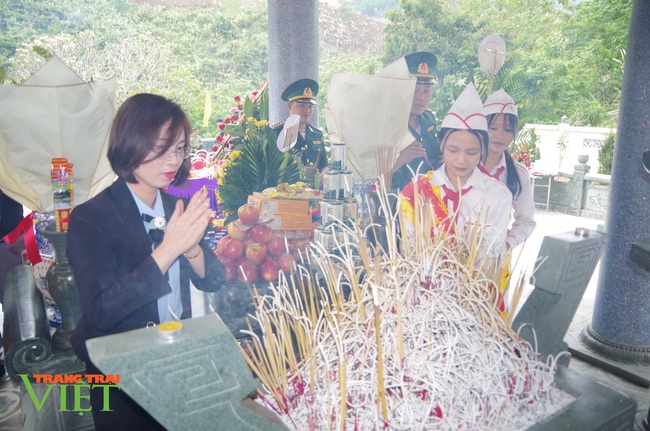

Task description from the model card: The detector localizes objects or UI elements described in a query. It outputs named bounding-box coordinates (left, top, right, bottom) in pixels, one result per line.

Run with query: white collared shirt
left=128, top=186, right=183, bottom=323
left=483, top=154, right=537, bottom=249
left=430, top=166, right=513, bottom=256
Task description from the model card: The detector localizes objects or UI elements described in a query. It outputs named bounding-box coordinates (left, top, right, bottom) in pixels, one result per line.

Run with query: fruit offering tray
left=255, top=182, right=323, bottom=200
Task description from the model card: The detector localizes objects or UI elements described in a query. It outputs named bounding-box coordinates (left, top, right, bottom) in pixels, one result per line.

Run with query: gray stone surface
left=2, top=265, right=52, bottom=379
left=512, top=229, right=606, bottom=363
left=86, top=314, right=288, bottom=431
left=268, top=0, right=319, bottom=126
left=591, top=0, right=650, bottom=353
left=527, top=366, right=637, bottom=431
left=21, top=382, right=94, bottom=431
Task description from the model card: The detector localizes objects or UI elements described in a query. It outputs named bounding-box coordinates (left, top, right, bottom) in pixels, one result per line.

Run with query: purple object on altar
left=167, top=178, right=220, bottom=215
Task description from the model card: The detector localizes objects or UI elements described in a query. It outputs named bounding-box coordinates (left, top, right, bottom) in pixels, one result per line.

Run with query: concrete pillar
left=580, top=0, right=650, bottom=367
left=268, top=0, right=319, bottom=126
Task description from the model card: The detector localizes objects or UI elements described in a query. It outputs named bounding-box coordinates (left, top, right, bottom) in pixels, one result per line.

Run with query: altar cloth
left=167, top=178, right=220, bottom=214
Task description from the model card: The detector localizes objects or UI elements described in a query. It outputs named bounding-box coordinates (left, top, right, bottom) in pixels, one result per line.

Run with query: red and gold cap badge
left=405, top=52, right=438, bottom=84
left=282, top=78, right=319, bottom=103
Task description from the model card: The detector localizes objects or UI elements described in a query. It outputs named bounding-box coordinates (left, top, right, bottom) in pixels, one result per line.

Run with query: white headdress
left=441, top=83, right=487, bottom=131
left=483, top=88, right=518, bottom=117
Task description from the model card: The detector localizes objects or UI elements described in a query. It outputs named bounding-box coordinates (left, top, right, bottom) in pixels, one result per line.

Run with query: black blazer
left=66, top=178, right=225, bottom=362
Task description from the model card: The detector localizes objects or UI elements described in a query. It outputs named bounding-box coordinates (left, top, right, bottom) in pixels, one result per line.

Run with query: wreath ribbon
left=2, top=211, right=42, bottom=265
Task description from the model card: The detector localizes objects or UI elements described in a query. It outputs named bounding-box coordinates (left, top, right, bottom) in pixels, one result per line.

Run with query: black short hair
left=107, top=93, right=191, bottom=186
left=438, top=128, right=489, bottom=161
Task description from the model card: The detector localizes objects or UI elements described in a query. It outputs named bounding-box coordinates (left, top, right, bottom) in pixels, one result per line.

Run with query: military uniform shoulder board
left=270, top=121, right=285, bottom=130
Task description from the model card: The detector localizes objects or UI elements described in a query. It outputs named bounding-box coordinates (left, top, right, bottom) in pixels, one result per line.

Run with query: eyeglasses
left=152, top=146, right=192, bottom=161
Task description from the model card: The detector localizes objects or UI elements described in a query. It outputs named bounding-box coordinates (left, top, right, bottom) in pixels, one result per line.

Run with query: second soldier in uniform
left=391, top=52, right=441, bottom=190
left=274, top=78, right=329, bottom=173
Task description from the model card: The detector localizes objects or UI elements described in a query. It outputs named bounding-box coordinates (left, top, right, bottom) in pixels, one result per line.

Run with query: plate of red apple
left=216, top=202, right=302, bottom=284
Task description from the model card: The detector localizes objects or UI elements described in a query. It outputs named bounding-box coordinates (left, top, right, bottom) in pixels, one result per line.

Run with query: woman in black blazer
left=67, top=93, right=226, bottom=430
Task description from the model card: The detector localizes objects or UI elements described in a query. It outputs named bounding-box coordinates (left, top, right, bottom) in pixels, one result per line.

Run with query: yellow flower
left=221, top=160, right=229, bottom=169
left=213, top=218, right=225, bottom=227
left=216, top=192, right=223, bottom=203
left=229, top=150, right=241, bottom=160
left=247, top=117, right=255, bottom=123
left=254, top=120, right=268, bottom=127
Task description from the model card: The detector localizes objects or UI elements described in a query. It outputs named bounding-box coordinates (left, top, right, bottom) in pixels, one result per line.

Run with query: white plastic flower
left=149, top=216, right=166, bottom=231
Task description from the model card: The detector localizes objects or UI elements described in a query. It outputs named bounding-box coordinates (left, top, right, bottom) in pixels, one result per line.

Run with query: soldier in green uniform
left=391, top=52, right=441, bottom=191
left=274, top=78, right=329, bottom=173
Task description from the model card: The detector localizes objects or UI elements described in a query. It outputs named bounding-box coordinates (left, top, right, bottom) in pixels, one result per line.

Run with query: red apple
left=260, top=258, right=281, bottom=282
left=227, top=221, right=248, bottom=241
left=244, top=237, right=255, bottom=249
left=237, top=260, right=259, bottom=283
left=222, top=238, right=244, bottom=260
left=248, top=223, right=272, bottom=243
left=267, top=234, right=288, bottom=256
left=238, top=203, right=260, bottom=226
left=221, top=259, right=237, bottom=281
left=245, top=242, right=268, bottom=265
left=216, top=236, right=231, bottom=255
left=277, top=252, right=296, bottom=275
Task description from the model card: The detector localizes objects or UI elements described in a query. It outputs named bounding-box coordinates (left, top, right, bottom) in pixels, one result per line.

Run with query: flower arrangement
left=511, top=129, right=541, bottom=170
left=215, top=83, right=303, bottom=222
left=513, top=148, right=535, bottom=169
left=212, top=96, right=244, bottom=152
left=212, top=82, right=268, bottom=154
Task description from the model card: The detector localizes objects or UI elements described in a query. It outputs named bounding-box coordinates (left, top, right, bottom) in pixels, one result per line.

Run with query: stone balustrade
left=531, top=155, right=609, bottom=220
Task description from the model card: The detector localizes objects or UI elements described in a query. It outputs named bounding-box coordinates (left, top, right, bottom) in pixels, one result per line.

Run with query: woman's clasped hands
left=152, top=188, right=211, bottom=275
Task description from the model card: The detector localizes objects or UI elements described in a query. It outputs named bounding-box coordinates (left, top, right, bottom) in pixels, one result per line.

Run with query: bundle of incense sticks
left=238, top=176, right=572, bottom=430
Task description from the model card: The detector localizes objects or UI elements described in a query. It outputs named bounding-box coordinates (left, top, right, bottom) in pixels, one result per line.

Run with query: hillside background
left=0, top=0, right=631, bottom=136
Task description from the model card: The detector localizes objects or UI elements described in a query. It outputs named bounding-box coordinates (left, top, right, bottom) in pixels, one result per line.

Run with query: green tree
left=1, top=0, right=269, bottom=134
left=598, top=132, right=615, bottom=175
left=381, top=0, right=631, bottom=127
left=1, top=0, right=632, bottom=133
left=0, top=0, right=134, bottom=64
left=6, top=31, right=202, bottom=111
left=383, top=0, right=487, bottom=117
left=561, top=0, right=630, bottom=127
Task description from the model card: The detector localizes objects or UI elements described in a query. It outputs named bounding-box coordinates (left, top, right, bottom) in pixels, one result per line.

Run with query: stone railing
left=525, top=123, right=615, bottom=174
left=531, top=155, right=609, bottom=220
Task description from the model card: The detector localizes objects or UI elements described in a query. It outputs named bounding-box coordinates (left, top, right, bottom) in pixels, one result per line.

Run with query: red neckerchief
left=441, top=184, right=472, bottom=214
left=478, top=164, right=505, bottom=180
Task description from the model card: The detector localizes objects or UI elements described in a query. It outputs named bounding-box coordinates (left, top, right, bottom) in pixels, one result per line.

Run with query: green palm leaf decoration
left=217, top=118, right=303, bottom=223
